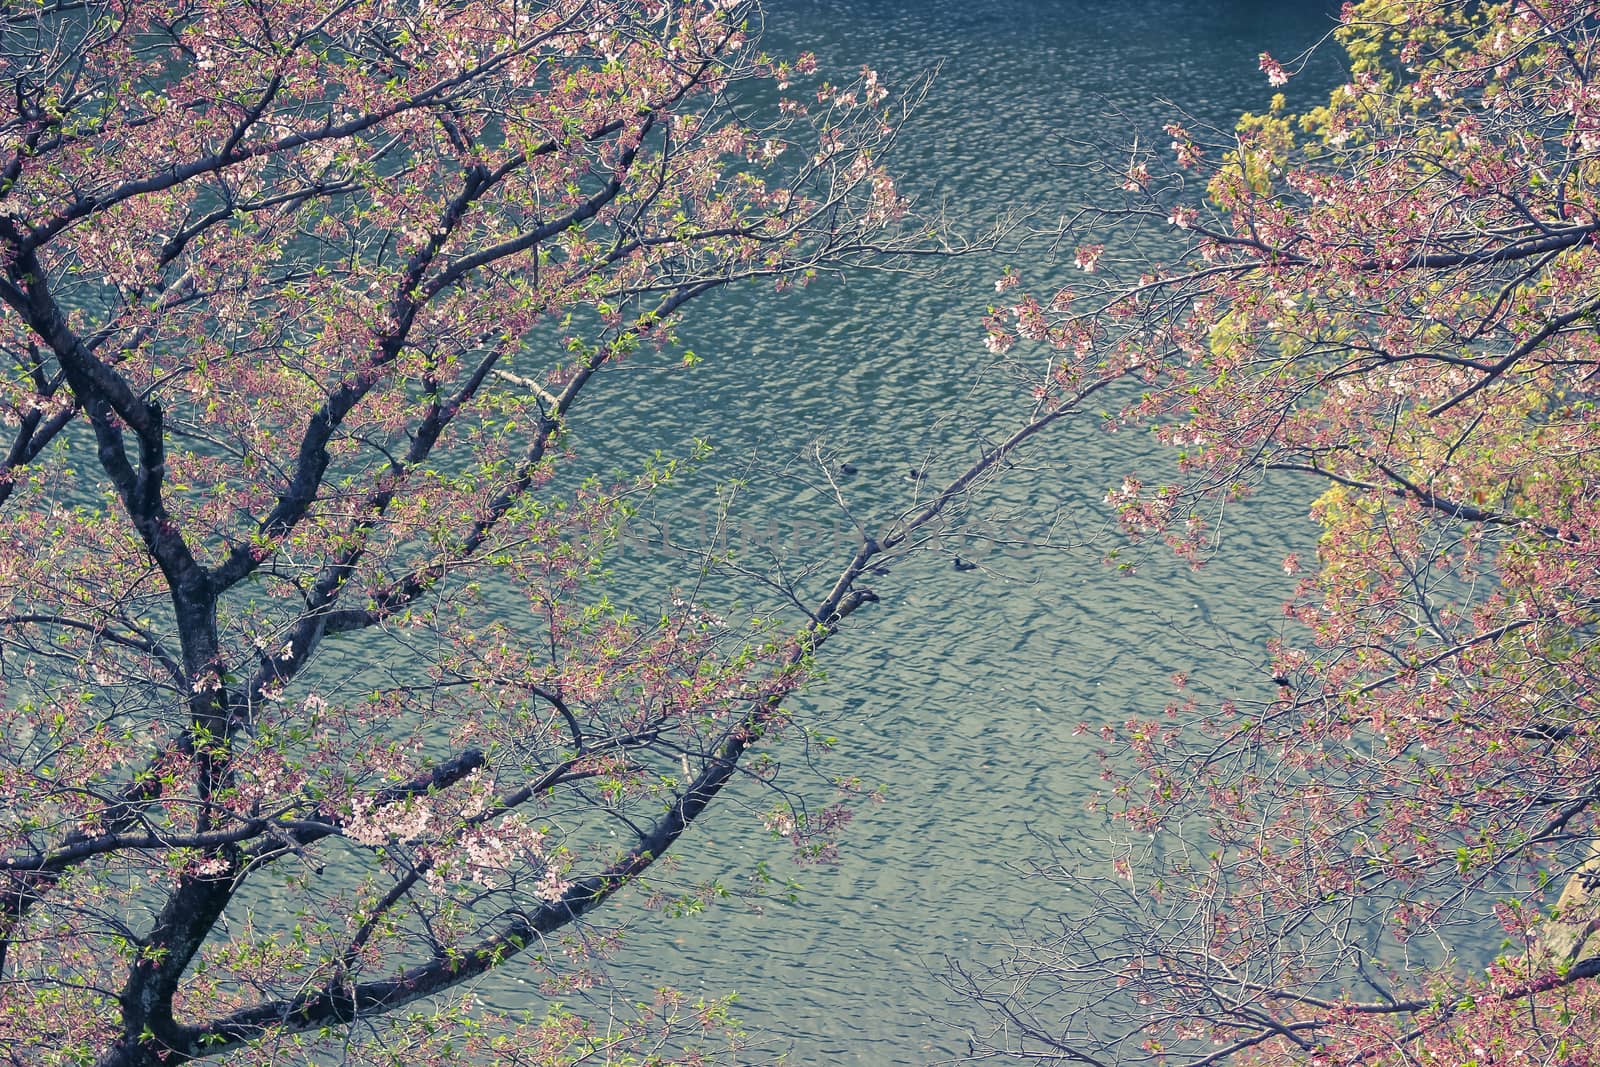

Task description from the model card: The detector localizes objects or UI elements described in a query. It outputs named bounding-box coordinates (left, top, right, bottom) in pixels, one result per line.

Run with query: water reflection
left=483, top=3, right=1341, bottom=1063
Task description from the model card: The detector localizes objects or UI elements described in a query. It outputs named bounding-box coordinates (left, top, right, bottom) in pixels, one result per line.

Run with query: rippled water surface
left=487, top=2, right=1343, bottom=1062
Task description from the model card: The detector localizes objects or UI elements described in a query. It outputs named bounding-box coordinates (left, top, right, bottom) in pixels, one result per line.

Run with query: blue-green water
left=486, top=2, right=1343, bottom=1062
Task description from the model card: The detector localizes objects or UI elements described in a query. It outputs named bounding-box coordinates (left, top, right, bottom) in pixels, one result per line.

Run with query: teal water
left=466, top=2, right=1349, bottom=1063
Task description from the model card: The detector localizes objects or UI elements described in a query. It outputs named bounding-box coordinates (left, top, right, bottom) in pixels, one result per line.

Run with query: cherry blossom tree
left=0, top=2, right=1040, bottom=1063
left=966, top=1, right=1600, bottom=1063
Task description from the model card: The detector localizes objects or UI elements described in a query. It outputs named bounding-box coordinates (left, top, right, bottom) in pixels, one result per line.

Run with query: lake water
left=483, top=2, right=1343, bottom=1062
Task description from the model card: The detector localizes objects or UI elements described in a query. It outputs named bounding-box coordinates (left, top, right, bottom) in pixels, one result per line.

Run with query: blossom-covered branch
left=968, top=1, right=1600, bottom=1063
